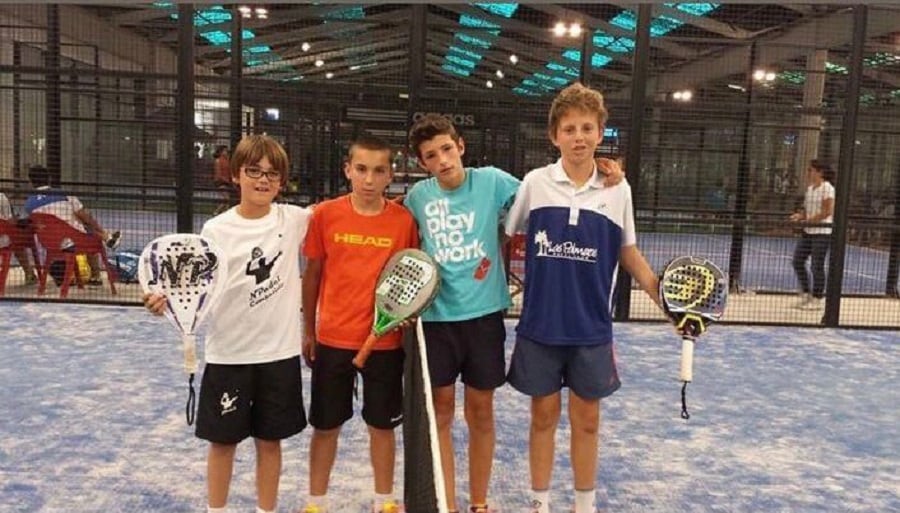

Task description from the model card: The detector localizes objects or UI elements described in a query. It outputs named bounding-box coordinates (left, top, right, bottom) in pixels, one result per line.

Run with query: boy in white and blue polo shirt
left=504, top=83, right=660, bottom=513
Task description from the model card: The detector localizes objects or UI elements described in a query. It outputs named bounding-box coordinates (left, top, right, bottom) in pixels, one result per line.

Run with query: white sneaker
left=801, top=297, right=824, bottom=310
left=792, top=293, right=812, bottom=309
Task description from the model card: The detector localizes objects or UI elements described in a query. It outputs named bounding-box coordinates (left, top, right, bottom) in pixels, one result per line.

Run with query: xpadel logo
left=533, top=230, right=598, bottom=263
left=220, top=391, right=239, bottom=416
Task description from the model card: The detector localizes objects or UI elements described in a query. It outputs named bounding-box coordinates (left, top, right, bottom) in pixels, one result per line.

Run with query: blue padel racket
left=139, top=234, right=228, bottom=425
left=352, top=249, right=440, bottom=369
left=659, top=256, right=728, bottom=419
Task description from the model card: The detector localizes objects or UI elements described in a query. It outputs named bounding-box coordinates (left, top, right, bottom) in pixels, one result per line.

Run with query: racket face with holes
left=660, top=255, right=727, bottom=322
left=371, top=249, right=440, bottom=336
left=138, top=234, right=228, bottom=336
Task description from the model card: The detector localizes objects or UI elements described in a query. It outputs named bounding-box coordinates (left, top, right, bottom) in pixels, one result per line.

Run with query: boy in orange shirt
left=301, top=135, right=419, bottom=513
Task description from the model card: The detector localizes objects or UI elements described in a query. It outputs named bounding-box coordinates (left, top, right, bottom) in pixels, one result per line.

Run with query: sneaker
left=469, top=505, right=495, bottom=513
left=105, top=230, right=121, bottom=250
left=86, top=277, right=103, bottom=286
left=527, top=498, right=545, bottom=513
left=24, top=273, right=37, bottom=285
left=792, top=293, right=812, bottom=309
left=801, top=297, right=824, bottom=310
left=373, top=499, right=402, bottom=513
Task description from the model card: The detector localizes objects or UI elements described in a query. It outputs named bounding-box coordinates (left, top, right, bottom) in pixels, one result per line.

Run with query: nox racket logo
left=148, top=251, right=218, bottom=287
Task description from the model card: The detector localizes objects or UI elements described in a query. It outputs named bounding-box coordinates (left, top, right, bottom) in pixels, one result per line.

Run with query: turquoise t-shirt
left=405, top=166, right=521, bottom=322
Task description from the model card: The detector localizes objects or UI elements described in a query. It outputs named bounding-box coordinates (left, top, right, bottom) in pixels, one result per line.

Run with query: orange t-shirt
left=303, top=195, right=419, bottom=350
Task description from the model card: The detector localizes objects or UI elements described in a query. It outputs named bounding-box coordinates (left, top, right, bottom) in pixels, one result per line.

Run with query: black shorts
left=309, top=344, right=404, bottom=430
left=195, top=356, right=307, bottom=444
left=422, top=310, right=506, bottom=390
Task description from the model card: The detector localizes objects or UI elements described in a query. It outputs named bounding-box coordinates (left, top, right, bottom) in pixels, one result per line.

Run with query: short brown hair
left=408, top=113, right=460, bottom=159
left=810, top=159, right=835, bottom=183
left=347, top=134, right=393, bottom=163
left=230, top=134, right=289, bottom=185
left=547, top=82, right=609, bottom=138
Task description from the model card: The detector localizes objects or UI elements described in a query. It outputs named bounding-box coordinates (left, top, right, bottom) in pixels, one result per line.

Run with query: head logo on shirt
left=534, top=230, right=598, bottom=263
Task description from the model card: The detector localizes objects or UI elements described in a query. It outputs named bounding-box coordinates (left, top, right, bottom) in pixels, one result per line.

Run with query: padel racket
left=352, top=248, right=440, bottom=368
left=139, top=234, right=228, bottom=425
left=659, top=256, right=727, bottom=419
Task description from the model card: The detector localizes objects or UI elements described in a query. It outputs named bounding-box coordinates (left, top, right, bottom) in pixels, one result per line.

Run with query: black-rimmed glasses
left=243, top=166, right=283, bottom=181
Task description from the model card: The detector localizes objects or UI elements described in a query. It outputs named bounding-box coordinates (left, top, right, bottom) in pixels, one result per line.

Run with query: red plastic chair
left=0, top=218, right=41, bottom=297
left=29, top=213, right=117, bottom=298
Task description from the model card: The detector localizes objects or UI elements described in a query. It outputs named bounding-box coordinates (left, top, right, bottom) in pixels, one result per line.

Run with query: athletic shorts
left=507, top=335, right=621, bottom=400
left=422, top=310, right=506, bottom=390
left=195, top=356, right=307, bottom=444
left=309, top=344, right=404, bottom=430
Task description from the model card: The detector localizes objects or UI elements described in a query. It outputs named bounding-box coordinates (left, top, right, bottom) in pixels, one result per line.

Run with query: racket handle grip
left=679, top=337, right=694, bottom=383
left=183, top=334, right=198, bottom=375
left=352, top=333, right=378, bottom=369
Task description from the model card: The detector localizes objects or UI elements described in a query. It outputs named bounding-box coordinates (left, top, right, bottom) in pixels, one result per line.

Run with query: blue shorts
left=507, top=335, right=621, bottom=400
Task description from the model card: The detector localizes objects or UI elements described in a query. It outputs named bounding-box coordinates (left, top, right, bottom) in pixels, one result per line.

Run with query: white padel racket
left=139, top=234, right=228, bottom=425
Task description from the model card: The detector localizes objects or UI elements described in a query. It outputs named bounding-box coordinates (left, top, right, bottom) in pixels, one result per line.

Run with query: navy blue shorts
left=507, top=335, right=621, bottom=400
left=309, top=344, right=404, bottom=430
left=195, top=356, right=307, bottom=444
left=422, top=310, right=506, bottom=390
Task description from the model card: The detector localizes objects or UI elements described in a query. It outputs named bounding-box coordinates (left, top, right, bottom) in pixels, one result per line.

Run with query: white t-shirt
left=0, top=192, right=12, bottom=220
left=803, top=181, right=835, bottom=235
left=25, top=186, right=87, bottom=233
left=200, top=203, right=311, bottom=364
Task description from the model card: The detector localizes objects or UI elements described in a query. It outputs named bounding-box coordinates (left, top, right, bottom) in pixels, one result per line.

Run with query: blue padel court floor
left=1, top=303, right=897, bottom=512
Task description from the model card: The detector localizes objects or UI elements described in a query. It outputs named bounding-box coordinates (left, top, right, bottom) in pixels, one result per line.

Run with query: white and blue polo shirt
left=504, top=159, right=636, bottom=346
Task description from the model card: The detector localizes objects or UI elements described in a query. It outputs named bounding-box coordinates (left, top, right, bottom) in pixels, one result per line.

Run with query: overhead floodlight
left=569, top=23, right=582, bottom=38
left=509, top=54, right=518, bottom=64
left=553, top=22, right=567, bottom=37
left=325, top=72, right=334, bottom=79
left=301, top=42, right=311, bottom=52
left=672, top=90, right=692, bottom=101
left=486, top=80, right=494, bottom=88
left=315, top=59, right=324, bottom=67
left=495, top=69, right=504, bottom=79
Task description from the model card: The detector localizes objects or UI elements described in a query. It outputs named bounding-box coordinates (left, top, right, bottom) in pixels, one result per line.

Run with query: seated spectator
left=24, top=165, right=120, bottom=286
left=0, top=191, right=38, bottom=284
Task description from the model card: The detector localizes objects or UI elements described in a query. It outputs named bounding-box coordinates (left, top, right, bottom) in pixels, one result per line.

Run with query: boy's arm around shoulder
left=619, top=244, right=660, bottom=306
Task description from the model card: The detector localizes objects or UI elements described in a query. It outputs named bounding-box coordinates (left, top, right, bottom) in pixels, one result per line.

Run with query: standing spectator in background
left=0, top=191, right=38, bottom=284
left=24, top=165, right=120, bottom=286
left=790, top=159, right=835, bottom=310
left=213, top=145, right=235, bottom=215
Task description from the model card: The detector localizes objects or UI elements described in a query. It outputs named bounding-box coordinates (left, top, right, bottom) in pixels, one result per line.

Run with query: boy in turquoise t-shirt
left=404, top=114, right=623, bottom=513
left=404, top=114, right=519, bottom=513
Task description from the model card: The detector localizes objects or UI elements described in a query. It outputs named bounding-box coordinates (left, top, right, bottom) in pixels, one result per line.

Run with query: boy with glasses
left=145, top=134, right=311, bottom=513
